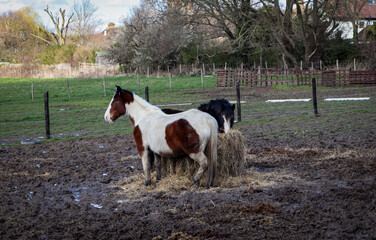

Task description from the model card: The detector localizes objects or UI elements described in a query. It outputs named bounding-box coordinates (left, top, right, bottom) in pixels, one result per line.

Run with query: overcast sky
left=0, top=0, right=141, bottom=32
left=1, top=0, right=288, bottom=32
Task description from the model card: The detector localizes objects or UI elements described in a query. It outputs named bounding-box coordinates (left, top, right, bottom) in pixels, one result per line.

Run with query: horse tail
left=205, top=118, right=218, bottom=188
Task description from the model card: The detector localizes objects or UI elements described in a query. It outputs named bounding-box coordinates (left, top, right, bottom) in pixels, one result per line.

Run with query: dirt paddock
left=1, top=123, right=375, bottom=239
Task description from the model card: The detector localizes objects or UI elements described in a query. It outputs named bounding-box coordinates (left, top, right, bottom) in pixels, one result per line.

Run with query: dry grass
left=117, top=130, right=248, bottom=191
left=159, top=129, right=247, bottom=186
left=117, top=146, right=366, bottom=193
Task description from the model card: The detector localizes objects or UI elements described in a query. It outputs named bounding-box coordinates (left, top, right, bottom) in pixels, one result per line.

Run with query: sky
left=1, top=0, right=288, bottom=32
left=0, top=0, right=141, bottom=32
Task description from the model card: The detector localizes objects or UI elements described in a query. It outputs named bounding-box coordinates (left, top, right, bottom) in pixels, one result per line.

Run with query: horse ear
left=232, top=104, right=235, bottom=111
left=198, top=103, right=209, bottom=112
left=115, top=85, right=122, bottom=95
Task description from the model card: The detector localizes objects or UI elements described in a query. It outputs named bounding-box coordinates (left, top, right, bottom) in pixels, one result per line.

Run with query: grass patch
left=1, top=76, right=375, bottom=146
left=0, top=75, right=217, bottom=142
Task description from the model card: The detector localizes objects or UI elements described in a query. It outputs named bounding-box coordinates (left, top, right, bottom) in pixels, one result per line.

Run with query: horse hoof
left=145, top=180, right=151, bottom=186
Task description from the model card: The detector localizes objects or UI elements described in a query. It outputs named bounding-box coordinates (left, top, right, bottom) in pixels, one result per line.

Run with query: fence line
left=1, top=85, right=375, bottom=144
left=0, top=63, right=119, bottom=79
left=217, top=69, right=376, bottom=87
left=1, top=58, right=366, bottom=79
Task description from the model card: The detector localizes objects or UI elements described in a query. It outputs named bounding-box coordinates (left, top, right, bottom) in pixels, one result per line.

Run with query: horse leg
left=142, top=150, right=152, bottom=186
left=189, top=151, right=208, bottom=188
left=154, top=153, right=161, bottom=181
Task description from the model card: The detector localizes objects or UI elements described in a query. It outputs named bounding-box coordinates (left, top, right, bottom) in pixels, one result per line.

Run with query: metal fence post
left=44, top=92, right=50, bottom=139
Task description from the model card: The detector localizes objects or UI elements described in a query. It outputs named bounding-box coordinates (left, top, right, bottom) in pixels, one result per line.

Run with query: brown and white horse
left=104, top=86, right=218, bottom=188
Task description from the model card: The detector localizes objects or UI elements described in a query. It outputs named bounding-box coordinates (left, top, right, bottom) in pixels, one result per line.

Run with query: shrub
left=36, top=44, right=77, bottom=65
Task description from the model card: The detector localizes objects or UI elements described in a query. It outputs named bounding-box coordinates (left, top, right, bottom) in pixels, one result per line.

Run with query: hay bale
left=158, top=129, right=246, bottom=186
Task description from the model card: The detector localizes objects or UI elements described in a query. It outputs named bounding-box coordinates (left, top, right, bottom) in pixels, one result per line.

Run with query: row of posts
left=32, top=73, right=205, bottom=100
left=42, top=78, right=318, bottom=139
left=131, top=59, right=357, bottom=76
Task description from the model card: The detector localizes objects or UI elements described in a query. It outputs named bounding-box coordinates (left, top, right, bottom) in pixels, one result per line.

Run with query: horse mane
left=198, top=98, right=231, bottom=113
left=132, top=93, right=161, bottom=112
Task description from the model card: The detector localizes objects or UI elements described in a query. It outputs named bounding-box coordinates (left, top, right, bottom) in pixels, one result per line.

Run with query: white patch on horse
left=223, top=115, right=231, bottom=133
left=104, top=98, right=114, bottom=123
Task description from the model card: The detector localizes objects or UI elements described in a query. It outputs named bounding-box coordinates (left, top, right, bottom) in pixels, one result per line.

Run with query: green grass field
left=1, top=75, right=375, bottom=146
left=0, top=75, right=217, bottom=143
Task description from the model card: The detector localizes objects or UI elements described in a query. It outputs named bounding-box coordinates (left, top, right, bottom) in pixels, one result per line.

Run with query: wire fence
left=0, top=58, right=367, bottom=79
left=1, top=81, right=375, bottom=145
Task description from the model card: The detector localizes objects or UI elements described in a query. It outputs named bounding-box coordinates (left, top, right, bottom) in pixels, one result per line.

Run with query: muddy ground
left=1, top=88, right=376, bottom=239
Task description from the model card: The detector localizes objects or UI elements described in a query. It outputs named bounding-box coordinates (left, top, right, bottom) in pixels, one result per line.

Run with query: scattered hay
left=158, top=129, right=246, bottom=186
left=118, top=173, right=193, bottom=193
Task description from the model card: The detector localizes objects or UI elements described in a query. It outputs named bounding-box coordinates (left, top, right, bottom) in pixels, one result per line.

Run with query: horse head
left=221, top=101, right=235, bottom=133
left=198, top=99, right=235, bottom=133
left=104, top=86, right=134, bottom=123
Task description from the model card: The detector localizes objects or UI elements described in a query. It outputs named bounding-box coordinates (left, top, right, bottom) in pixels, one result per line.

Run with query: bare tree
left=107, top=0, right=195, bottom=69
left=259, top=0, right=341, bottom=67
left=40, top=5, right=74, bottom=46
left=338, top=0, right=368, bottom=44
left=71, top=0, right=102, bottom=45
left=191, top=0, right=260, bottom=65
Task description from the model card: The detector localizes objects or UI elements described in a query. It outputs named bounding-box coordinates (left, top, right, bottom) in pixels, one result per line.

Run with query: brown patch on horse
left=129, top=116, right=135, bottom=126
left=164, top=119, right=200, bottom=157
left=121, top=89, right=134, bottom=104
left=133, top=125, right=144, bottom=156
left=110, top=89, right=134, bottom=121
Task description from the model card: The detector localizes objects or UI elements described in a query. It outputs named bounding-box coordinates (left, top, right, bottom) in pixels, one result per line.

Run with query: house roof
left=336, top=1, right=376, bottom=20
left=359, top=2, right=376, bottom=19
left=104, top=22, right=117, bottom=32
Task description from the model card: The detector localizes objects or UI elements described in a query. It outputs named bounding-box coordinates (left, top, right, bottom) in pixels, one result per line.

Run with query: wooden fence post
left=169, top=73, right=172, bottom=90
left=201, top=70, right=204, bottom=89
left=312, top=78, right=318, bottom=117
left=66, top=79, right=71, bottom=98
left=145, top=86, right=149, bottom=102
left=44, top=92, right=50, bottom=139
left=354, top=58, right=356, bottom=71
left=236, top=81, right=241, bottom=122
left=103, top=77, right=106, bottom=96
left=31, top=82, right=34, bottom=101
left=137, top=74, right=140, bottom=93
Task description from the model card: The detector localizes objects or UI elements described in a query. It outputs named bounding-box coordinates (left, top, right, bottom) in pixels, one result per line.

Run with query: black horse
left=162, top=99, right=235, bottom=133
